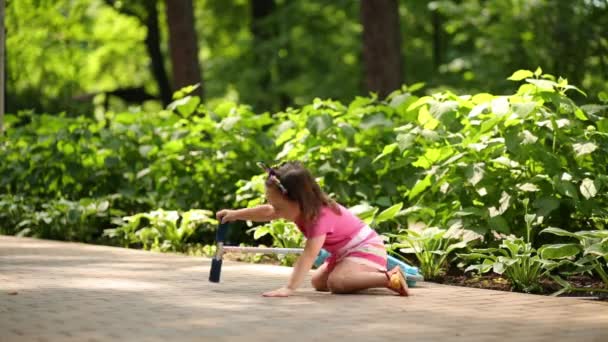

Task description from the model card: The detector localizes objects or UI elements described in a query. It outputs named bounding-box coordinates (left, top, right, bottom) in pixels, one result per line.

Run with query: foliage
left=0, top=97, right=275, bottom=212
left=375, top=69, right=608, bottom=240
left=458, top=199, right=574, bottom=293
left=6, top=0, right=151, bottom=114
left=248, top=220, right=304, bottom=266
left=540, top=227, right=608, bottom=289
left=459, top=236, right=568, bottom=293
left=0, top=194, right=112, bottom=242
left=104, top=208, right=217, bottom=252
left=8, top=1, right=608, bottom=114
left=388, top=223, right=482, bottom=280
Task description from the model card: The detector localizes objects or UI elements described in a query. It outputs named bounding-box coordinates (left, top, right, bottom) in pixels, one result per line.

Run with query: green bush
left=2, top=70, right=608, bottom=295
left=374, top=69, right=608, bottom=241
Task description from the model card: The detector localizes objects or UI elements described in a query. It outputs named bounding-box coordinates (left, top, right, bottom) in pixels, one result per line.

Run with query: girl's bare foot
left=385, top=266, right=410, bottom=296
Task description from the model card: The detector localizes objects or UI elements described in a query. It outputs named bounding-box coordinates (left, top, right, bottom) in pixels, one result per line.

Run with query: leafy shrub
left=389, top=224, right=482, bottom=280
left=375, top=69, right=608, bottom=240
left=104, top=209, right=217, bottom=252
left=540, top=227, right=608, bottom=289
left=0, top=195, right=112, bottom=242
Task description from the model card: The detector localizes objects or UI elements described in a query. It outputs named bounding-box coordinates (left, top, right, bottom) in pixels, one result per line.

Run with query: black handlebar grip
left=208, top=223, right=229, bottom=283
left=208, top=258, right=223, bottom=283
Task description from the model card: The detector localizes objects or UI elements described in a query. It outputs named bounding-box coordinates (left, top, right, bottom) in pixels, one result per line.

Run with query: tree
left=250, top=0, right=277, bottom=111
left=143, top=0, right=172, bottom=106
left=360, top=0, right=403, bottom=98
left=105, top=0, right=172, bottom=106
left=0, top=0, right=4, bottom=135
left=165, top=0, right=204, bottom=98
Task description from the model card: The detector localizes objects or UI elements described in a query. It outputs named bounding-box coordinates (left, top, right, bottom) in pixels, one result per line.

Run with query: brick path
left=1, top=235, right=607, bottom=342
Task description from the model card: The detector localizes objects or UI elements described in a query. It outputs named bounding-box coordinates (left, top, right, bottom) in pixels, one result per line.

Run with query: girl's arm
left=286, top=234, right=326, bottom=291
left=218, top=204, right=279, bottom=223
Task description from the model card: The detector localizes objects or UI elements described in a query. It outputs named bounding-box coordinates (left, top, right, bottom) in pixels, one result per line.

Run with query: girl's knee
left=327, top=273, right=347, bottom=294
left=311, top=273, right=329, bottom=292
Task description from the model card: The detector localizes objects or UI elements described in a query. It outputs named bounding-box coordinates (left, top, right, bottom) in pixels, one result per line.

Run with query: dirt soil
left=434, top=271, right=608, bottom=301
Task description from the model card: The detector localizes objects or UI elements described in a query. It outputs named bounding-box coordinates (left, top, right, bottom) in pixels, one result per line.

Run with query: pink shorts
left=325, top=225, right=388, bottom=273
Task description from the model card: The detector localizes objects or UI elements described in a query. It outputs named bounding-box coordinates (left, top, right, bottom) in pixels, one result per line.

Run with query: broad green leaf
left=526, top=78, right=557, bottom=91
left=409, top=175, right=432, bottom=200
left=350, top=204, right=378, bottom=225
left=407, top=96, right=432, bottom=111
left=520, top=130, right=538, bottom=144
left=360, top=113, right=393, bottom=129
left=218, top=116, right=241, bottom=131
left=572, top=142, right=597, bottom=157
left=464, top=264, right=482, bottom=273
left=417, top=105, right=439, bottom=130
left=408, top=82, right=425, bottom=92
left=454, top=207, right=486, bottom=217
left=540, top=244, right=581, bottom=259
left=534, top=67, right=543, bottom=77
left=491, top=97, right=510, bottom=115
left=97, top=201, right=109, bottom=212
left=524, top=213, right=536, bottom=226
left=597, top=119, right=608, bottom=133
left=138, top=145, right=154, bottom=157
left=580, top=178, right=597, bottom=199
left=518, top=183, right=539, bottom=192
left=540, top=227, right=579, bottom=239
left=585, top=242, right=608, bottom=257
left=445, top=241, right=469, bottom=254
left=412, top=148, right=441, bottom=169
left=556, top=180, right=578, bottom=198
left=168, top=96, right=200, bottom=117
left=396, top=133, right=415, bottom=151
left=136, top=168, right=151, bottom=179
left=465, top=163, right=485, bottom=186
left=373, top=143, right=398, bottom=163
left=533, top=197, right=560, bottom=217
left=499, top=191, right=511, bottom=211
left=489, top=216, right=510, bottom=234
left=472, top=93, right=493, bottom=104
left=508, top=70, right=534, bottom=81
left=375, top=203, right=403, bottom=224
left=253, top=226, right=269, bottom=239
left=306, top=114, right=333, bottom=135
left=512, top=102, right=537, bottom=118
left=574, top=108, right=588, bottom=120
left=493, top=262, right=506, bottom=274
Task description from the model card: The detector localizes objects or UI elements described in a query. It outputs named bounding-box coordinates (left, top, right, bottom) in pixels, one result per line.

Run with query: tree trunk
left=104, top=0, right=171, bottom=106
left=360, top=0, right=403, bottom=98
left=250, top=0, right=276, bottom=111
left=165, top=0, right=204, bottom=98
left=145, top=1, right=172, bottom=106
left=432, top=8, right=443, bottom=72
left=0, top=0, right=4, bottom=136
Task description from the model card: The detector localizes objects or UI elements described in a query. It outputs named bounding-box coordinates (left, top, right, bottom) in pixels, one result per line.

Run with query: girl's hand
left=216, top=209, right=238, bottom=223
left=262, top=287, right=293, bottom=297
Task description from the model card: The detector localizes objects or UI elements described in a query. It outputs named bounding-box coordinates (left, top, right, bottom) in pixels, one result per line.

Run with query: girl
left=216, top=161, right=409, bottom=297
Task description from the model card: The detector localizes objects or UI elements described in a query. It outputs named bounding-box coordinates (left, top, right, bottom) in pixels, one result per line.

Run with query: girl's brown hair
left=271, top=161, right=340, bottom=226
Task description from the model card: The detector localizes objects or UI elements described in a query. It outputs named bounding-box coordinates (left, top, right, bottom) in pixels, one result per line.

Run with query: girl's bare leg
left=311, top=262, right=330, bottom=292
left=326, top=258, right=409, bottom=296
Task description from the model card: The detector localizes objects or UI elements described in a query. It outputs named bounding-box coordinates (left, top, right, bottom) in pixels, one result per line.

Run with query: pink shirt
left=295, top=204, right=366, bottom=254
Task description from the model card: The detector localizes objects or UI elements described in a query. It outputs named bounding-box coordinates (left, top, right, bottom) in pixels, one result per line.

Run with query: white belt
left=335, top=225, right=375, bottom=257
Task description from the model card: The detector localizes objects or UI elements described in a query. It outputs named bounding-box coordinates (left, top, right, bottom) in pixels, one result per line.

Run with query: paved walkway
left=1, top=235, right=607, bottom=342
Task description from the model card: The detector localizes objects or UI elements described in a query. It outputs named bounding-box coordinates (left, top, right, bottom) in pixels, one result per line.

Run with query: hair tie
left=257, top=162, right=288, bottom=194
